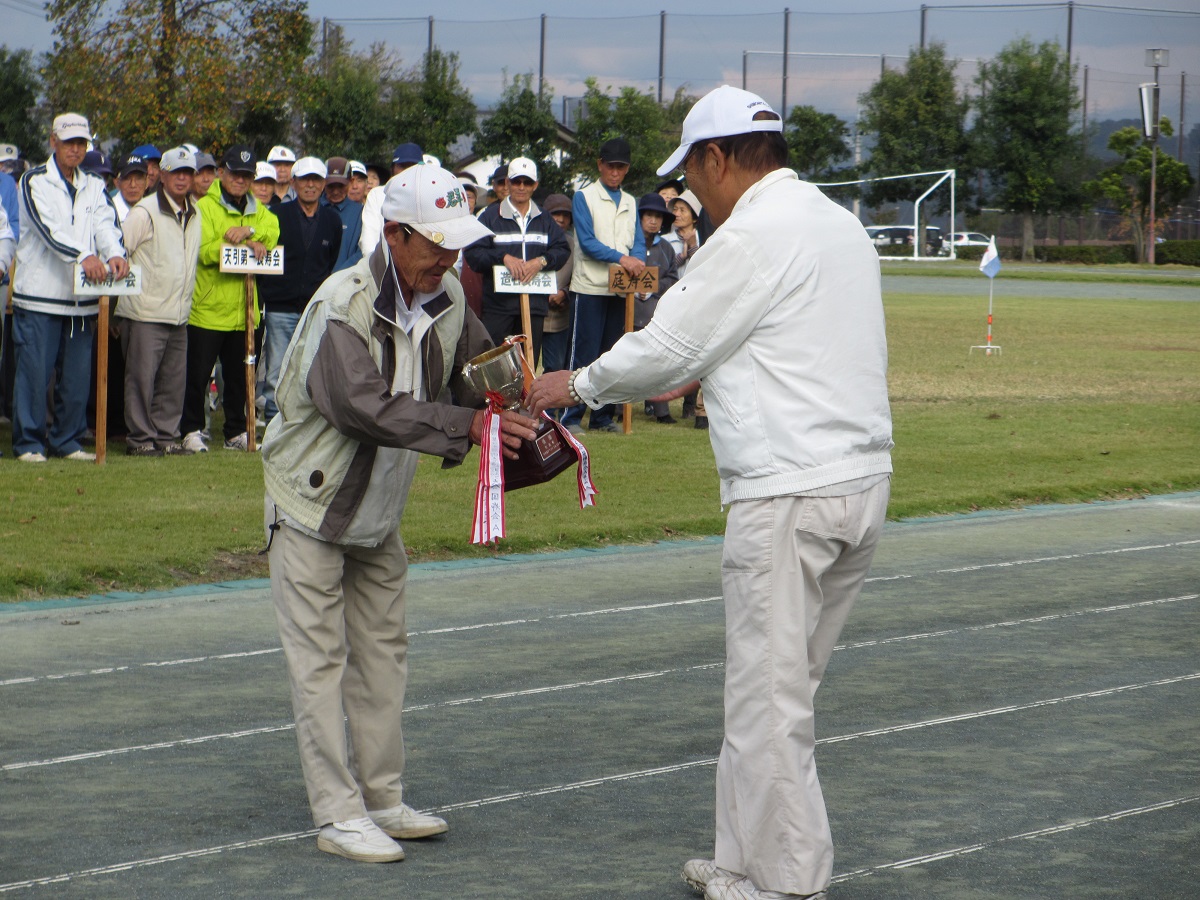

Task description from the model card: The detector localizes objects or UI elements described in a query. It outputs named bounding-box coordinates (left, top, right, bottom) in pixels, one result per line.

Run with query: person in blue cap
left=131, top=144, right=162, bottom=191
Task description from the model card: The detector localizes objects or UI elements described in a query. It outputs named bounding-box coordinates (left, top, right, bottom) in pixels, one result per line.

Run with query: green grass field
left=2, top=275, right=1197, bottom=601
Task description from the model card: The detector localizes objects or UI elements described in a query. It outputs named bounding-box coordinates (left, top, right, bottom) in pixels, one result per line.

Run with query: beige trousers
left=269, top=521, right=410, bottom=826
left=714, top=480, right=890, bottom=895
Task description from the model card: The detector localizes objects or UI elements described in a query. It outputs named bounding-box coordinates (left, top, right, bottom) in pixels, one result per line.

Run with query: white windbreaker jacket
left=575, top=168, right=893, bottom=504
left=13, top=155, right=126, bottom=316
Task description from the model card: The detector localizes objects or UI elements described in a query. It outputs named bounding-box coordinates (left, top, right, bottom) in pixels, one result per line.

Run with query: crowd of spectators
left=0, top=114, right=710, bottom=460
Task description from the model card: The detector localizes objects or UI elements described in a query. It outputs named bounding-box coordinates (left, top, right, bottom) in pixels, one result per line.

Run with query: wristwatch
left=538, top=256, right=548, bottom=268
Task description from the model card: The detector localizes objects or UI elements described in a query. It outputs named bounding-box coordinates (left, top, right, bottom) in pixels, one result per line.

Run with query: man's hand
left=503, top=254, right=545, bottom=284
left=618, top=255, right=646, bottom=278
left=107, top=256, right=130, bottom=279
left=246, top=241, right=267, bottom=262
left=80, top=254, right=107, bottom=283
left=469, top=408, right=540, bottom=459
left=224, top=226, right=254, bottom=244
left=525, top=370, right=575, bottom=418
left=548, top=289, right=567, bottom=309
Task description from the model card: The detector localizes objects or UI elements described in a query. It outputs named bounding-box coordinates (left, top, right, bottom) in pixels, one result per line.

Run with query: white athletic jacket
left=13, top=154, right=126, bottom=316
left=575, top=168, right=893, bottom=504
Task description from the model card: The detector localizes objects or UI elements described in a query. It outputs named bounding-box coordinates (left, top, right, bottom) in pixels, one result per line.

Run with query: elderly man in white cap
left=267, top=144, right=297, bottom=204
left=261, top=165, right=538, bottom=864
left=12, top=113, right=128, bottom=462
left=526, top=85, right=893, bottom=900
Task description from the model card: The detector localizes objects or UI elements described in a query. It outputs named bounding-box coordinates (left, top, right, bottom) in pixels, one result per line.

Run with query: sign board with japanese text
left=73, top=264, right=143, bottom=296
left=492, top=266, right=557, bottom=295
left=608, top=265, right=658, bottom=295
left=218, top=244, right=284, bottom=274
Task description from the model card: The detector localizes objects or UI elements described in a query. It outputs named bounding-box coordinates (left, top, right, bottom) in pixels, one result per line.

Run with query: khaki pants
left=714, top=481, right=890, bottom=895
left=269, top=520, right=410, bottom=826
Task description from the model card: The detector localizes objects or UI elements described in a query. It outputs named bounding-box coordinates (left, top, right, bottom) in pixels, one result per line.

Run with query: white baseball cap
left=349, top=160, right=367, bottom=177
left=507, top=157, right=538, bottom=182
left=267, top=145, right=296, bottom=163
left=159, top=147, right=197, bottom=172
left=0, top=143, right=18, bottom=162
left=656, top=85, right=783, bottom=177
left=292, top=156, right=327, bottom=179
left=254, top=161, right=277, bottom=182
left=421, top=153, right=440, bottom=168
left=380, top=164, right=493, bottom=250
left=52, top=113, right=93, bottom=143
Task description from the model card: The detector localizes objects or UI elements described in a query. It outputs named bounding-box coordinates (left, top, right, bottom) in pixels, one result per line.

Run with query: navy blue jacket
left=463, top=198, right=571, bottom=318
left=258, top=200, right=342, bottom=315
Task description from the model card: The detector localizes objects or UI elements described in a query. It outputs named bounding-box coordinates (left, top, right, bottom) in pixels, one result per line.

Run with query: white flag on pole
left=979, top=237, right=1001, bottom=279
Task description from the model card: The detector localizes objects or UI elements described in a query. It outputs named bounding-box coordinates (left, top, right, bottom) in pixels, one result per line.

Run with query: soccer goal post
left=813, top=169, right=957, bottom=261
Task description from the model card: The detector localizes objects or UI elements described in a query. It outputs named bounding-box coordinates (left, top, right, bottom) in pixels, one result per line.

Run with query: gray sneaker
left=162, top=441, right=195, bottom=456
left=316, top=817, right=405, bottom=863
left=223, top=432, right=256, bottom=452
left=705, top=875, right=826, bottom=899
left=182, top=431, right=208, bottom=454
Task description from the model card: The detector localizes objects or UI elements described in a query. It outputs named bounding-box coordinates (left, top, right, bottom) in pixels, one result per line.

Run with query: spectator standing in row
left=81, top=150, right=113, bottom=187
left=112, top=152, right=149, bottom=222
left=665, top=188, right=707, bottom=426
left=464, top=157, right=569, bottom=364
left=348, top=161, right=368, bottom=204
left=252, top=163, right=278, bottom=207
left=0, top=153, right=19, bottom=425
left=322, top=157, right=362, bottom=273
left=116, top=146, right=201, bottom=456
left=562, top=137, right=646, bottom=435
left=268, top=145, right=297, bottom=205
left=633, top=192, right=679, bottom=424
left=131, top=144, right=161, bottom=192
left=480, top=163, right=507, bottom=215
left=359, top=142, right=423, bottom=259
left=258, top=156, right=341, bottom=423
left=179, top=145, right=279, bottom=453
left=12, top=113, right=127, bottom=462
left=192, top=153, right=217, bottom=201
left=539, top=192, right=575, bottom=378
left=0, top=194, right=13, bottom=282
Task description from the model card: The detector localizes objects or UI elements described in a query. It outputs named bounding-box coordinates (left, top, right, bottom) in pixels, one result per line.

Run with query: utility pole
left=1145, top=49, right=1169, bottom=265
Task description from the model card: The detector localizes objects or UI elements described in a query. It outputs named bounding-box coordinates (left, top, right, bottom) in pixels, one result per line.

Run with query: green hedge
left=1038, top=244, right=1138, bottom=264
left=1155, top=240, right=1200, bottom=266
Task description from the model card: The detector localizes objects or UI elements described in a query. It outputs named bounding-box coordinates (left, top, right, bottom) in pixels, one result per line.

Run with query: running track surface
left=1, top=493, right=1197, bottom=898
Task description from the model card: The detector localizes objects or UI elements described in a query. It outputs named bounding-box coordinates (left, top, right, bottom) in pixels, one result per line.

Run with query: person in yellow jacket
left=180, top=144, right=279, bottom=453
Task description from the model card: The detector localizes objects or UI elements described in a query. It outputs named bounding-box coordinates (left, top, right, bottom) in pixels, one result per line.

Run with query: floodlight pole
left=1145, top=49, right=1169, bottom=265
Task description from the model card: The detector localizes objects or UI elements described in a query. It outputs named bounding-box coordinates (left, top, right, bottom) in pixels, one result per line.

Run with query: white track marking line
left=4, top=595, right=1196, bottom=771
left=4, top=538, right=1195, bottom=687
left=830, top=795, right=1200, bottom=882
left=3, top=776, right=1194, bottom=892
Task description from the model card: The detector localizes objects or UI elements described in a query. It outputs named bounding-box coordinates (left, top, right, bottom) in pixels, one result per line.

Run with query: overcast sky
left=5, top=1, right=1198, bottom=126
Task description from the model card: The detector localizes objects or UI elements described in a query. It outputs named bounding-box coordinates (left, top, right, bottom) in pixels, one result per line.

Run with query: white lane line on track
left=3, top=777, right=1195, bottom=892
left=4, top=537, right=1195, bottom=688
left=830, top=794, right=1200, bottom=882
left=4, top=595, right=1196, bottom=772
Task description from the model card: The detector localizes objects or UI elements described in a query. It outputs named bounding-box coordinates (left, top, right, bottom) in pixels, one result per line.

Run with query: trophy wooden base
left=503, top=417, right=577, bottom=491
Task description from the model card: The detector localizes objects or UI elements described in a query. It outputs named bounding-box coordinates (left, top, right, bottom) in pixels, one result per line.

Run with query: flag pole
left=970, top=236, right=1002, bottom=356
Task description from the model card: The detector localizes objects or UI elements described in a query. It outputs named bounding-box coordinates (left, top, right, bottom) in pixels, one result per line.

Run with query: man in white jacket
left=12, top=113, right=128, bottom=462
left=527, top=86, right=893, bottom=900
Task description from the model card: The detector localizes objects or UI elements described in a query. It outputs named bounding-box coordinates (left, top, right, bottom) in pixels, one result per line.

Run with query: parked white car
left=949, top=232, right=992, bottom=247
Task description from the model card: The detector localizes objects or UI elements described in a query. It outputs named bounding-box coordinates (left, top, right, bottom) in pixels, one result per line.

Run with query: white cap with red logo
left=380, top=165, right=493, bottom=250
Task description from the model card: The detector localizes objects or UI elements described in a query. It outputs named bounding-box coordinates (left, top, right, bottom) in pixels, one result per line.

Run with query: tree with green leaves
left=570, top=79, right=692, bottom=195
left=44, top=0, right=313, bottom=155
left=858, top=42, right=970, bottom=214
left=1086, top=123, right=1194, bottom=263
left=785, top=105, right=852, bottom=181
left=972, top=37, right=1085, bottom=260
left=474, top=73, right=569, bottom=195
left=0, top=47, right=43, bottom=159
left=389, top=49, right=476, bottom=163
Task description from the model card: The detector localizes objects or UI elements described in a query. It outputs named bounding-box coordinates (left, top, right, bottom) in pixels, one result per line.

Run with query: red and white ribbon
left=548, top=415, right=598, bottom=509
left=471, top=407, right=506, bottom=544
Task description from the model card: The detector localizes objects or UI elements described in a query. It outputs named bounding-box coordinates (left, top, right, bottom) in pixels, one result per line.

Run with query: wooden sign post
left=219, top=244, right=283, bottom=451
left=607, top=265, right=659, bottom=434
left=73, top=265, right=143, bottom=465
left=492, top=265, right=557, bottom=373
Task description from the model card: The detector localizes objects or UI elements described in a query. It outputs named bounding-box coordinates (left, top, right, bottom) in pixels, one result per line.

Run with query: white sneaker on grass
left=316, top=816, right=405, bottom=863
left=223, top=432, right=256, bottom=451
left=17, top=451, right=47, bottom=463
left=182, top=431, right=208, bottom=453
left=705, top=875, right=826, bottom=900
left=367, top=803, right=448, bottom=839
left=683, top=859, right=741, bottom=894
left=60, top=449, right=96, bottom=461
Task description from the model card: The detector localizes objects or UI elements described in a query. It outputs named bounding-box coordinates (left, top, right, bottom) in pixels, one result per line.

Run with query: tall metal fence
left=328, top=3, right=1200, bottom=150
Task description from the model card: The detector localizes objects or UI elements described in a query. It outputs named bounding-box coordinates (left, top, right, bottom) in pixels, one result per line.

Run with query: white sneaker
left=60, top=449, right=96, bottom=461
left=223, top=432, right=256, bottom=451
left=17, top=451, right=47, bottom=463
left=705, top=875, right=826, bottom=900
left=182, top=431, right=208, bottom=453
left=316, top=816, right=405, bottom=863
left=683, top=859, right=741, bottom=894
left=368, top=803, right=449, bottom=839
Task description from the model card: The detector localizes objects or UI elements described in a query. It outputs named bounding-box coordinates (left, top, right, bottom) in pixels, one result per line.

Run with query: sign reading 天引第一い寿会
left=218, top=243, right=284, bottom=274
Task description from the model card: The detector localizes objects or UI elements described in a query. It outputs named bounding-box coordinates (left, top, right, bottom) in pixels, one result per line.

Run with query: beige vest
left=570, top=180, right=637, bottom=296
left=116, top=191, right=200, bottom=325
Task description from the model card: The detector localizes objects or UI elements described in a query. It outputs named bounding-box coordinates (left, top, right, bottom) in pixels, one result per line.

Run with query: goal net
left=812, top=169, right=958, bottom=261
